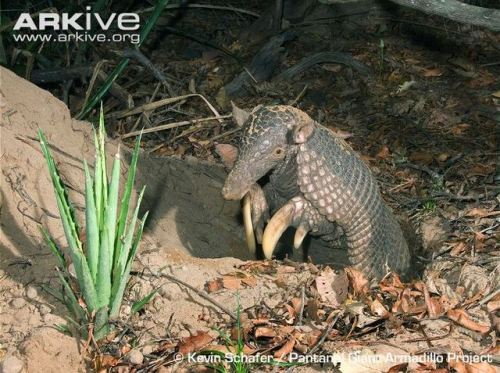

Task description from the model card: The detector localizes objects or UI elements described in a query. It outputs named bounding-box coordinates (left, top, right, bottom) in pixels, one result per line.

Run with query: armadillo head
left=222, top=105, right=315, bottom=200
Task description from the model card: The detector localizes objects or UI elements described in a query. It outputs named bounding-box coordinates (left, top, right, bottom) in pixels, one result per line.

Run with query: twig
left=400, top=162, right=442, bottom=182
left=297, top=286, right=305, bottom=326
left=417, top=320, right=433, bottom=348
left=431, top=191, right=488, bottom=201
left=288, top=84, right=308, bottom=106
left=275, top=51, right=370, bottom=81
left=139, top=4, right=260, bottom=18
left=372, top=17, right=462, bottom=35
left=479, top=288, right=500, bottom=306
left=30, top=66, right=92, bottom=84
left=309, top=311, right=342, bottom=354
left=131, top=82, right=161, bottom=133
left=133, top=271, right=237, bottom=320
left=206, top=127, right=242, bottom=142
left=122, top=114, right=231, bottom=139
left=163, top=26, right=240, bottom=63
left=121, top=48, right=175, bottom=96
left=107, top=93, right=222, bottom=120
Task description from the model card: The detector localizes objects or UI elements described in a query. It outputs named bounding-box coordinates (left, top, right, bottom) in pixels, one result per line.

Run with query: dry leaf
left=486, top=300, right=500, bottom=313
left=203, top=344, right=255, bottom=355
left=277, top=265, right=296, bottom=274
left=206, top=278, right=221, bottom=293
left=315, top=268, right=348, bottom=307
left=463, top=362, right=497, bottom=373
left=473, top=231, right=486, bottom=251
left=465, top=208, right=500, bottom=218
left=436, top=153, right=450, bottom=162
left=99, top=355, right=119, bottom=368
left=376, top=145, right=390, bottom=160
left=178, top=331, right=214, bottom=355
left=423, top=67, right=443, bottom=77
left=284, top=303, right=296, bottom=323
left=121, top=345, right=131, bottom=355
left=273, top=338, right=295, bottom=359
left=222, top=276, right=241, bottom=290
left=409, top=151, right=434, bottom=165
left=291, top=298, right=302, bottom=314
left=468, top=164, right=495, bottom=176
left=255, top=327, right=276, bottom=338
left=387, top=362, right=408, bottom=373
left=447, top=309, right=490, bottom=334
left=449, top=123, right=470, bottom=135
left=481, top=345, right=500, bottom=355
left=252, top=318, right=270, bottom=326
left=307, top=299, right=321, bottom=321
left=241, top=276, right=257, bottom=287
left=423, top=284, right=443, bottom=318
left=451, top=359, right=497, bottom=373
left=370, top=299, right=390, bottom=318
left=306, top=329, right=322, bottom=347
left=345, top=267, right=369, bottom=296
left=449, top=359, right=467, bottom=373
left=450, top=242, right=467, bottom=256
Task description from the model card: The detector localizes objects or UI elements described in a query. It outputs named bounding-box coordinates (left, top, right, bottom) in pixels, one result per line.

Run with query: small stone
left=1, top=355, right=24, bottom=373
left=25, top=286, right=38, bottom=300
left=141, top=345, right=154, bottom=355
left=158, top=284, right=183, bottom=301
left=38, top=304, right=51, bottom=316
left=11, top=298, right=26, bottom=309
left=127, top=349, right=144, bottom=365
left=120, top=305, right=131, bottom=317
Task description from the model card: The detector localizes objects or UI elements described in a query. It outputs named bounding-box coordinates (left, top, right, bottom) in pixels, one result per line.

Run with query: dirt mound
left=0, top=67, right=249, bottom=370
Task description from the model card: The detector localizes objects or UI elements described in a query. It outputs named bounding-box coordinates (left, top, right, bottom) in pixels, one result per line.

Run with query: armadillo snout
left=222, top=173, right=248, bottom=200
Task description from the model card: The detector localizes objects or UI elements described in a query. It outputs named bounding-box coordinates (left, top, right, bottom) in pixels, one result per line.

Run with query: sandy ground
left=0, top=43, right=498, bottom=371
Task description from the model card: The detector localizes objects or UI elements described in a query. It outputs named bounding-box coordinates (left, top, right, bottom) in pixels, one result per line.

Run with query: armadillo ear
left=231, top=102, right=251, bottom=127
left=215, top=143, right=238, bottom=170
left=292, top=120, right=315, bottom=144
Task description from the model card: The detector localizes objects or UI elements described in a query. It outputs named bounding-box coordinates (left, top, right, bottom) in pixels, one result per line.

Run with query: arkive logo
left=14, top=7, right=140, bottom=31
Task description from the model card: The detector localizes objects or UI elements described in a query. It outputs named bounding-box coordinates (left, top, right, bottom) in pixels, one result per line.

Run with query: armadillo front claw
left=262, top=196, right=339, bottom=259
left=242, top=184, right=269, bottom=253
left=294, top=224, right=309, bottom=250
left=242, top=194, right=257, bottom=254
left=262, top=203, right=295, bottom=259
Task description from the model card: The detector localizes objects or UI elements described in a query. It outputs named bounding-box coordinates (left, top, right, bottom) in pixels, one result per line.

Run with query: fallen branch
left=121, top=48, right=175, bottom=97
left=309, top=311, right=342, bottom=354
left=139, top=3, right=260, bottom=18
left=133, top=271, right=237, bottom=320
left=388, top=0, right=500, bottom=32
left=107, top=93, right=222, bottom=120
left=122, top=114, right=231, bottom=139
left=275, top=51, right=370, bottom=81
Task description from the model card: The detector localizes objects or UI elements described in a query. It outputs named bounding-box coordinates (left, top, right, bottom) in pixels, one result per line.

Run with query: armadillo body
left=222, top=105, right=411, bottom=281
left=296, top=126, right=410, bottom=279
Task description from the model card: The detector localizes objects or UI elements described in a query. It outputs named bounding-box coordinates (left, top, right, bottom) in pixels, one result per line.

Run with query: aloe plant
left=39, top=109, right=148, bottom=340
